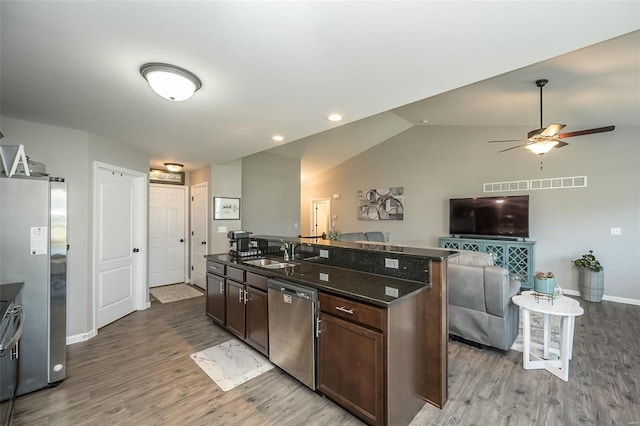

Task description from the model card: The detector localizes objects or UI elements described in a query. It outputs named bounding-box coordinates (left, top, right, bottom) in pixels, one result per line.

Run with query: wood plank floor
left=12, top=294, right=640, bottom=425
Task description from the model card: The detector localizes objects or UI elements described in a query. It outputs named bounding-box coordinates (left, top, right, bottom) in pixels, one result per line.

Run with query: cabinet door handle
left=316, top=318, right=322, bottom=337
left=243, top=289, right=249, bottom=304
left=219, top=281, right=224, bottom=294
left=238, top=289, right=243, bottom=303
left=335, top=306, right=354, bottom=315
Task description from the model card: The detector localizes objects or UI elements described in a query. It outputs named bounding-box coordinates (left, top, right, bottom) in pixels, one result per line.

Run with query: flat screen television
left=449, top=195, right=529, bottom=238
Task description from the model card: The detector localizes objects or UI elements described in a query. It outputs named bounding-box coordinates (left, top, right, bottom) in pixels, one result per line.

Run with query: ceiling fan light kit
left=140, top=63, right=202, bottom=101
left=489, top=78, right=615, bottom=163
left=525, top=140, right=558, bottom=155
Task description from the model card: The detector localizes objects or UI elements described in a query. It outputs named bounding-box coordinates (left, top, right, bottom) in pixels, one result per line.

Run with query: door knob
left=201, top=241, right=206, bottom=245
left=180, top=239, right=184, bottom=242
left=132, top=248, right=140, bottom=253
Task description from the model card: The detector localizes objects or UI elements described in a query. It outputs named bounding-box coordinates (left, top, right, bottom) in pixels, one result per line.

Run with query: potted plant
left=573, top=250, right=604, bottom=302
left=534, top=271, right=555, bottom=294
left=327, top=230, right=341, bottom=241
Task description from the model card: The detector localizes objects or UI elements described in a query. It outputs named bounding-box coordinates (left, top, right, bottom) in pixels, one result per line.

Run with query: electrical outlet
left=217, top=226, right=227, bottom=233
left=385, top=258, right=399, bottom=269
left=319, top=273, right=329, bottom=281
left=385, top=286, right=399, bottom=297
left=320, top=249, right=329, bottom=258
left=610, top=227, right=622, bottom=235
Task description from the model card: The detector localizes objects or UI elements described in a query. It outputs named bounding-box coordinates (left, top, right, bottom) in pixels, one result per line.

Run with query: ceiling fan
left=489, top=79, right=615, bottom=157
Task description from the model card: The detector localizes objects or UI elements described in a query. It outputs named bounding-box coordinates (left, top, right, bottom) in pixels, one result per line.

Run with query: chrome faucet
left=280, top=241, right=296, bottom=261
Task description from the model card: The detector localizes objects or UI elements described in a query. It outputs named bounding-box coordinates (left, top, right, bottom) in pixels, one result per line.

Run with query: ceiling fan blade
left=488, top=139, right=522, bottom=143
left=557, top=125, right=615, bottom=139
left=540, top=124, right=566, bottom=137
left=555, top=141, right=569, bottom=149
left=498, top=144, right=525, bottom=153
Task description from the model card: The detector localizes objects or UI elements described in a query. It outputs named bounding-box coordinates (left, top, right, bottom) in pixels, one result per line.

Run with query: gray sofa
left=448, top=251, right=521, bottom=351
left=337, top=231, right=386, bottom=243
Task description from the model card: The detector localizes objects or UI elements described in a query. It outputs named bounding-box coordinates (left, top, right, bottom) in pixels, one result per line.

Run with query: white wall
left=301, top=124, right=640, bottom=302
left=211, top=160, right=242, bottom=254
left=1, top=116, right=149, bottom=338
left=242, top=152, right=300, bottom=237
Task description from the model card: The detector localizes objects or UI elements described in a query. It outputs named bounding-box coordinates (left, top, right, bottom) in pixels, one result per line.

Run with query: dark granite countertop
left=254, top=235, right=458, bottom=260
left=206, top=253, right=429, bottom=307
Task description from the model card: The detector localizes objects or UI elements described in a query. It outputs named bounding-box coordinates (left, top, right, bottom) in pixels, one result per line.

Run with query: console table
left=439, top=237, right=535, bottom=289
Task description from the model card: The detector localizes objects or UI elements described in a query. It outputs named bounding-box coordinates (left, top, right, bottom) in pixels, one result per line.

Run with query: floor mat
left=149, top=283, right=203, bottom=304
left=190, top=339, right=274, bottom=391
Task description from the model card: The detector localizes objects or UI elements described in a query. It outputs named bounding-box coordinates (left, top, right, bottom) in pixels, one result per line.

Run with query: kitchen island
left=205, top=236, right=457, bottom=426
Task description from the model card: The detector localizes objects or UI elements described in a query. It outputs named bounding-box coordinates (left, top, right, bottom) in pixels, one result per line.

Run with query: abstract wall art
left=357, top=187, right=404, bottom=220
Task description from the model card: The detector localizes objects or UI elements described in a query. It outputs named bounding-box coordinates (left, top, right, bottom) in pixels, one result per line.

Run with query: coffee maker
left=227, top=230, right=253, bottom=256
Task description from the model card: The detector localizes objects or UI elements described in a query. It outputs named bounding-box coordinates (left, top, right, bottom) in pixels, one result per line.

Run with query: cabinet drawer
left=227, top=266, right=246, bottom=282
left=319, top=292, right=385, bottom=332
left=207, top=261, right=226, bottom=275
left=246, top=272, right=268, bottom=291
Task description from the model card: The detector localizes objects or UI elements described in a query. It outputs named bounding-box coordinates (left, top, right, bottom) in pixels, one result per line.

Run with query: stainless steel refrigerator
left=0, top=175, right=67, bottom=396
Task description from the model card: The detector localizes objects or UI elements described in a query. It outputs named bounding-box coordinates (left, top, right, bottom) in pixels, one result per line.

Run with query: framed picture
left=214, top=197, right=240, bottom=220
left=357, top=187, right=404, bottom=220
left=149, top=169, right=185, bottom=185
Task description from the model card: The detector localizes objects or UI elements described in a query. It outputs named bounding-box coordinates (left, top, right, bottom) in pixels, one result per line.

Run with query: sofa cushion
left=339, top=232, right=367, bottom=242
left=449, top=250, right=494, bottom=266
left=448, top=264, right=487, bottom=311
left=365, top=231, right=385, bottom=242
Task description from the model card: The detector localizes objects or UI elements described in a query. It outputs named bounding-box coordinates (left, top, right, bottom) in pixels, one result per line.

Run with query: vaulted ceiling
left=1, top=2, right=638, bottom=176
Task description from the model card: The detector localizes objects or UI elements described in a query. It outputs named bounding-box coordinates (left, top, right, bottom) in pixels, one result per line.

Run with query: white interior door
left=148, top=185, right=186, bottom=287
left=95, top=165, right=145, bottom=329
left=311, top=199, right=331, bottom=237
left=190, top=183, right=208, bottom=289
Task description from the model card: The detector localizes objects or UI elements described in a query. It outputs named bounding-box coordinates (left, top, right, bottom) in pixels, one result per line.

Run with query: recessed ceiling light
left=140, top=63, right=202, bottom=101
left=419, top=119, right=429, bottom=125
left=327, top=113, right=344, bottom=122
left=272, top=135, right=284, bottom=142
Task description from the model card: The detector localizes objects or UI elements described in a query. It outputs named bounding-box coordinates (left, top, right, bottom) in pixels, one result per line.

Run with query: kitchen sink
left=243, top=258, right=299, bottom=269
left=262, top=261, right=299, bottom=269
left=243, top=258, right=282, bottom=267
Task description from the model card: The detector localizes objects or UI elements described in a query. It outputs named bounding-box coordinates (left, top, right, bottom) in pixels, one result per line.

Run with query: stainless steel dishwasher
left=267, top=278, right=318, bottom=390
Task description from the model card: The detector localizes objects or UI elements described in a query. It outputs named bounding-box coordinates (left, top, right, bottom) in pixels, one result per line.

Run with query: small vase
left=534, top=277, right=555, bottom=294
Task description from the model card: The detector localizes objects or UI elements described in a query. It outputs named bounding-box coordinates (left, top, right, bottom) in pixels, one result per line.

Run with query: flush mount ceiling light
left=272, top=135, right=285, bottom=142
left=164, top=162, right=184, bottom=172
left=327, top=113, right=344, bottom=122
left=140, top=63, right=202, bottom=101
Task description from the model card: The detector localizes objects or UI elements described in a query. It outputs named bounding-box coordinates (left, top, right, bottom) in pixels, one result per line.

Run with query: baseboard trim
left=561, top=289, right=639, bottom=306
left=67, top=329, right=97, bottom=345
left=602, top=294, right=640, bottom=306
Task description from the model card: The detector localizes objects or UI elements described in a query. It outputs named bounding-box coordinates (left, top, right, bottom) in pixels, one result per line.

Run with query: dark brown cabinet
left=318, top=290, right=433, bottom=426
left=225, top=279, right=246, bottom=338
left=206, top=272, right=225, bottom=326
left=223, top=269, right=269, bottom=356
left=245, top=286, right=269, bottom=355
left=206, top=261, right=227, bottom=326
left=318, top=312, right=384, bottom=425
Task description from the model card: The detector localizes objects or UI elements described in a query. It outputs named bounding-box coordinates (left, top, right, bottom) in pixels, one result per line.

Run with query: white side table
left=512, top=291, right=584, bottom=381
